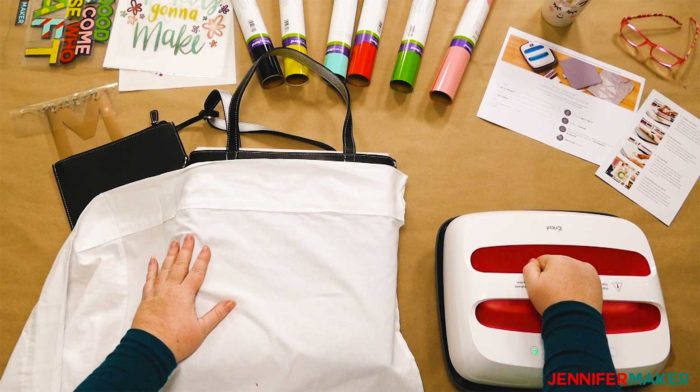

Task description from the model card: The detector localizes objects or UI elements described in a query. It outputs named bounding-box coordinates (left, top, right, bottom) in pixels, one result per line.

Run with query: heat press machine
left=436, top=211, right=670, bottom=390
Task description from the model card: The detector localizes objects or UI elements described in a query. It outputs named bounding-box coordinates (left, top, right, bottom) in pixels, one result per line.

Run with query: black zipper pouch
left=52, top=116, right=187, bottom=228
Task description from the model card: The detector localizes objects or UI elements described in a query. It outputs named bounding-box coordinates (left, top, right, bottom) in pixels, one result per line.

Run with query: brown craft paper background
left=1, top=1, right=698, bottom=390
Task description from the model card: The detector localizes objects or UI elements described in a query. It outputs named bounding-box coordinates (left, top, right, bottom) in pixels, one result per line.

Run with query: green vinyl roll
left=390, top=50, right=422, bottom=93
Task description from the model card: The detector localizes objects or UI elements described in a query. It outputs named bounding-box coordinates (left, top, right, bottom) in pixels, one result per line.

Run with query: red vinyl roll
left=347, top=42, right=378, bottom=86
left=471, top=245, right=651, bottom=276
left=475, top=300, right=661, bottom=334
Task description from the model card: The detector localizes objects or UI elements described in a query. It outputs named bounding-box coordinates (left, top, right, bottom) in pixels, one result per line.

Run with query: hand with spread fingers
left=132, top=234, right=237, bottom=363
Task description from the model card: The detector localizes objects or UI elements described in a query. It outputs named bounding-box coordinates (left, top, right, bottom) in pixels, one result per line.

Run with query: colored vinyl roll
left=324, top=0, right=358, bottom=81
left=347, top=34, right=378, bottom=86
left=233, top=0, right=284, bottom=89
left=430, top=46, right=470, bottom=102
left=391, top=48, right=422, bottom=92
left=325, top=46, right=352, bottom=82
left=390, top=0, right=436, bottom=93
left=347, top=0, right=388, bottom=87
left=280, top=0, right=309, bottom=85
left=431, top=0, right=493, bottom=103
left=248, top=35, right=284, bottom=88
left=281, top=38, right=309, bottom=85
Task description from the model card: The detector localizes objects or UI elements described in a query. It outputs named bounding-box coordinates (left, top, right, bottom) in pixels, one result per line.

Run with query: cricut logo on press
left=546, top=225, right=563, bottom=231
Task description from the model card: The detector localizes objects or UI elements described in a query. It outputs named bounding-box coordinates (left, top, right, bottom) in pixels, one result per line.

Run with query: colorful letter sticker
left=24, top=0, right=115, bottom=65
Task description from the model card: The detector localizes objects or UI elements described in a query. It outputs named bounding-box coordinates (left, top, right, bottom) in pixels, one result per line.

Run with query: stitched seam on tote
left=72, top=206, right=401, bottom=253
left=70, top=162, right=403, bottom=250
left=190, top=150, right=397, bottom=166
left=176, top=206, right=405, bottom=222
left=53, top=164, right=75, bottom=228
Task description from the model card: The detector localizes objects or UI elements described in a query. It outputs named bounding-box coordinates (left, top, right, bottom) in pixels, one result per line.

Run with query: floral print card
left=104, top=0, right=232, bottom=77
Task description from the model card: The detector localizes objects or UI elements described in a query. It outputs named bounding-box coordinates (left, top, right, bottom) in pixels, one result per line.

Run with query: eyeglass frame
left=620, top=13, right=699, bottom=68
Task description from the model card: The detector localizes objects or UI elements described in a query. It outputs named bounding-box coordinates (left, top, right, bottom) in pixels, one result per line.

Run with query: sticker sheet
left=104, top=0, right=232, bottom=77
left=21, top=0, right=116, bottom=66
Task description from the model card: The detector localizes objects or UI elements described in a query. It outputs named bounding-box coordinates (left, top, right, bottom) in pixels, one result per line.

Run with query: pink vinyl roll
left=430, top=46, right=470, bottom=103
left=430, top=0, right=493, bottom=103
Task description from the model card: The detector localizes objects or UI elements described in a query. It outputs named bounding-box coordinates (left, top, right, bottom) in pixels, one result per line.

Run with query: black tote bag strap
left=175, top=90, right=334, bottom=151
left=174, top=93, right=222, bottom=130
left=226, top=47, right=356, bottom=157
left=201, top=89, right=335, bottom=151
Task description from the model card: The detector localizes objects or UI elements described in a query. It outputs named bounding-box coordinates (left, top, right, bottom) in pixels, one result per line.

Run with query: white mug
left=542, top=0, right=591, bottom=27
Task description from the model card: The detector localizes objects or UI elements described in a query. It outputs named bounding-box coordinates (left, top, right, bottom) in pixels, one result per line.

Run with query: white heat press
left=436, top=211, right=670, bottom=389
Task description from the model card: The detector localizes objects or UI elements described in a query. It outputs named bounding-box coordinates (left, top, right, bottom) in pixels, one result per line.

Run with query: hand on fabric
left=132, top=234, right=236, bottom=362
left=523, top=254, right=603, bottom=315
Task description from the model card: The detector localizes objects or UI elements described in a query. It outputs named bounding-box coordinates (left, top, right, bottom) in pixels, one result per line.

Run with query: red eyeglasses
left=620, top=14, right=699, bottom=68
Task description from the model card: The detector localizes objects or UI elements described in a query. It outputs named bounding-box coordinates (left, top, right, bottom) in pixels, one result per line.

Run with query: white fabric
left=1, top=159, right=423, bottom=392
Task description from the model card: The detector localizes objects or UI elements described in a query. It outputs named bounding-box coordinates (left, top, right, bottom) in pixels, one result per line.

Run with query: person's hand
left=523, top=254, right=603, bottom=315
left=132, top=234, right=236, bottom=362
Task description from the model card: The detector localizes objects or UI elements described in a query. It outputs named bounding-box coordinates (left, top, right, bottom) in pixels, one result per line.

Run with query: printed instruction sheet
left=596, top=90, right=700, bottom=225
left=478, top=27, right=645, bottom=165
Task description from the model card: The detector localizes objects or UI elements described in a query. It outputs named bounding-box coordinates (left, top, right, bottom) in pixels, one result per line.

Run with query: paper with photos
left=478, top=27, right=646, bottom=165
left=596, top=90, right=700, bottom=225
left=104, top=0, right=233, bottom=78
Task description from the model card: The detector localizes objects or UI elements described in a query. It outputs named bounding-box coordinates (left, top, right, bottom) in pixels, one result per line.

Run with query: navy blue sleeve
left=75, top=329, right=177, bottom=392
left=542, top=301, right=621, bottom=391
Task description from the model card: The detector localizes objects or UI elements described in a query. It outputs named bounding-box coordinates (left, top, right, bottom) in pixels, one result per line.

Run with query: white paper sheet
left=596, top=90, right=700, bottom=225
left=104, top=0, right=233, bottom=78
left=118, top=67, right=235, bottom=92
left=477, top=27, right=646, bottom=165
left=118, top=13, right=236, bottom=92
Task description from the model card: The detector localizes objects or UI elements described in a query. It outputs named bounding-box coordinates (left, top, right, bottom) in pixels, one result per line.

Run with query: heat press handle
left=475, top=300, right=661, bottom=334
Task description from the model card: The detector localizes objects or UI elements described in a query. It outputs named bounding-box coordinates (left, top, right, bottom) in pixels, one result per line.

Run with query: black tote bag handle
left=187, top=89, right=337, bottom=151
left=226, top=47, right=356, bottom=157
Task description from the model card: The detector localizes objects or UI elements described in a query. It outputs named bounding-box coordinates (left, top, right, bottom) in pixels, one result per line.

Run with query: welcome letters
left=25, top=0, right=115, bottom=65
